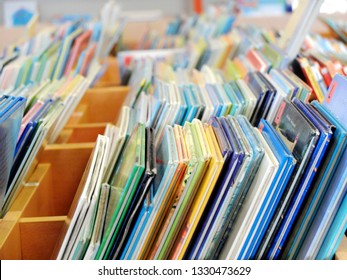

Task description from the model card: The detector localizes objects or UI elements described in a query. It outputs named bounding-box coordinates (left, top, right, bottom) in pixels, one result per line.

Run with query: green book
left=156, top=121, right=210, bottom=259
left=95, top=123, right=145, bottom=260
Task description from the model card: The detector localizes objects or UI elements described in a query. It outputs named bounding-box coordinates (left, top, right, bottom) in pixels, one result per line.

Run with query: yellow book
left=224, top=59, right=241, bottom=81
left=171, top=122, right=223, bottom=260
left=146, top=124, right=191, bottom=259
left=26, top=13, right=39, bottom=39
left=57, top=74, right=85, bottom=100
left=233, top=58, right=248, bottom=79
left=299, top=57, right=325, bottom=103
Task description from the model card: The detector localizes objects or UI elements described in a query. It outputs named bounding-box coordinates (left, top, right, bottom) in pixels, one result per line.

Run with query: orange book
left=246, top=49, right=268, bottom=72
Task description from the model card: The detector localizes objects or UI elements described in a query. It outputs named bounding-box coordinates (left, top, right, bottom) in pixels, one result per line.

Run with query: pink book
left=18, top=100, right=44, bottom=140
left=64, top=30, right=92, bottom=76
left=80, top=43, right=97, bottom=76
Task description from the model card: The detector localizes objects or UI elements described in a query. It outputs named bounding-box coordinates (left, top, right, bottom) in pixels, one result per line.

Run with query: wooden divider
left=19, top=216, right=66, bottom=260
left=0, top=211, right=22, bottom=259
left=94, top=57, right=121, bottom=87
left=335, top=235, right=347, bottom=260
left=59, top=123, right=108, bottom=144
left=0, top=69, right=128, bottom=259
left=66, top=86, right=129, bottom=125
left=0, top=143, right=94, bottom=260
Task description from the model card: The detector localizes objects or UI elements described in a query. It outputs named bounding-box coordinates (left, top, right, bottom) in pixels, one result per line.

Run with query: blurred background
left=1, top=0, right=347, bottom=27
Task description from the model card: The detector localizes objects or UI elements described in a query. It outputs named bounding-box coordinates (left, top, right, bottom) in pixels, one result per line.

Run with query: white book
left=220, top=129, right=279, bottom=260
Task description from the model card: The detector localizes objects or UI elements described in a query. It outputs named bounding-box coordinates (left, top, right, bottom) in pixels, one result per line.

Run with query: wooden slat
left=11, top=164, right=51, bottom=215
left=55, top=129, right=74, bottom=144
left=66, top=104, right=89, bottom=126
left=335, top=235, right=347, bottom=260
left=21, top=164, right=54, bottom=218
left=19, top=216, right=66, bottom=260
left=0, top=211, right=22, bottom=260
left=78, top=86, right=129, bottom=123
left=38, top=143, right=94, bottom=216
left=66, top=123, right=107, bottom=143
left=94, top=57, right=121, bottom=87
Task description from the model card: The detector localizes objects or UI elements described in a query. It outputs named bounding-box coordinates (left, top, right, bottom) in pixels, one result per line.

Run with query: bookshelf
left=0, top=60, right=127, bottom=260
left=0, top=87, right=127, bottom=259
left=0, top=59, right=346, bottom=260
left=1, top=10, right=347, bottom=260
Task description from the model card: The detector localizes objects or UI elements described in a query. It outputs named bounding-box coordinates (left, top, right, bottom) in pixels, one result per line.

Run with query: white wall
left=0, top=0, right=199, bottom=23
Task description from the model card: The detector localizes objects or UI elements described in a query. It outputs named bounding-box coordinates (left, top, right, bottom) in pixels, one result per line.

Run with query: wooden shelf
left=66, top=86, right=129, bottom=125
left=0, top=53, right=345, bottom=260
left=335, top=235, right=347, bottom=260
left=93, top=57, right=121, bottom=87
left=0, top=143, right=94, bottom=260
left=0, top=58, right=129, bottom=259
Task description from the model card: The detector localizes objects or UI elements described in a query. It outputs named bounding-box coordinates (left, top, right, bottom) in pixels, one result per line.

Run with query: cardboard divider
left=25, top=143, right=94, bottom=217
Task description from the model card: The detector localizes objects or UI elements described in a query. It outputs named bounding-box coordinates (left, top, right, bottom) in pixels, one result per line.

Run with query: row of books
left=54, top=3, right=347, bottom=258
left=117, top=24, right=281, bottom=79
left=55, top=70, right=347, bottom=259
left=121, top=55, right=315, bottom=149
left=128, top=6, right=237, bottom=51
left=0, top=2, right=125, bottom=215
left=1, top=1, right=346, bottom=260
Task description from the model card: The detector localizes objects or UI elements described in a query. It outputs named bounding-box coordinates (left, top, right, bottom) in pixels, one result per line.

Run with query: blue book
left=316, top=193, right=347, bottom=260
left=185, top=116, right=241, bottom=259
left=270, top=68, right=293, bottom=97
left=256, top=72, right=277, bottom=121
left=121, top=199, right=152, bottom=259
left=241, top=119, right=295, bottom=259
left=295, top=74, right=347, bottom=259
left=181, top=85, right=198, bottom=123
left=108, top=127, right=156, bottom=259
left=214, top=84, right=230, bottom=117
left=229, top=81, right=246, bottom=115
left=195, top=116, right=245, bottom=259
left=0, top=95, right=16, bottom=111
left=206, top=84, right=223, bottom=117
left=256, top=99, right=319, bottom=259
left=0, top=96, right=26, bottom=209
left=283, top=101, right=346, bottom=259
left=267, top=98, right=332, bottom=259
left=189, top=84, right=205, bottom=120
left=298, top=148, right=347, bottom=259
left=174, top=86, right=187, bottom=126
left=224, top=83, right=241, bottom=116
left=247, top=72, right=268, bottom=126
left=212, top=115, right=264, bottom=260
left=10, top=120, right=38, bottom=184
left=323, top=74, right=347, bottom=124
